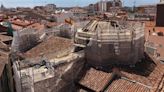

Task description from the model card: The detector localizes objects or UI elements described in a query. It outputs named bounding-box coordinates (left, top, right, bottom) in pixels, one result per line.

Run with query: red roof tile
left=78, top=60, right=164, bottom=92
left=107, top=79, right=150, bottom=92
left=24, top=36, right=73, bottom=59
left=79, top=68, right=112, bottom=91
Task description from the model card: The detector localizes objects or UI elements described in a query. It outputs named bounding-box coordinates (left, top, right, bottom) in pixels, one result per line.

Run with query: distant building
left=8, top=8, right=17, bottom=12
left=161, top=0, right=164, bottom=3
left=135, top=5, right=156, bottom=21
left=0, top=4, right=5, bottom=12
left=107, top=0, right=122, bottom=12
left=137, top=5, right=156, bottom=15
left=133, top=13, right=154, bottom=21
left=34, top=6, right=44, bottom=11
left=69, top=7, right=88, bottom=18
left=98, top=0, right=107, bottom=12
left=94, top=3, right=99, bottom=11
left=114, top=0, right=122, bottom=7
left=156, top=1, right=164, bottom=26
left=90, top=0, right=122, bottom=12
left=88, top=4, right=95, bottom=13
left=54, top=12, right=74, bottom=23
left=45, top=4, right=56, bottom=12
left=106, top=1, right=113, bottom=12
left=16, top=7, right=31, bottom=12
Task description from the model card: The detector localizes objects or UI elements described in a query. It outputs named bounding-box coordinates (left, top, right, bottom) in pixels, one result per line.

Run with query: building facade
left=156, top=2, right=164, bottom=26
left=90, top=0, right=122, bottom=12
left=98, top=0, right=108, bottom=12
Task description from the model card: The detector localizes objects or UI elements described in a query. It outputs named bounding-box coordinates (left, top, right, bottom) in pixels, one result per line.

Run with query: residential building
left=98, top=0, right=107, bottom=12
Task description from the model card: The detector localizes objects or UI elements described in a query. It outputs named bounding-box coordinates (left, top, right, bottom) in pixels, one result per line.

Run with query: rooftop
left=11, top=19, right=32, bottom=27
left=0, top=34, right=12, bottom=42
left=24, top=36, right=74, bottom=61
left=78, top=57, right=164, bottom=92
left=145, top=21, right=164, bottom=58
left=79, top=68, right=112, bottom=91
left=76, top=20, right=164, bottom=92
left=11, top=24, right=23, bottom=30
left=27, top=23, right=45, bottom=31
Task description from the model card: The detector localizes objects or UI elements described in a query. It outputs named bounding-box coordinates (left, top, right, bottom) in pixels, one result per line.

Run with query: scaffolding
left=74, top=20, right=145, bottom=66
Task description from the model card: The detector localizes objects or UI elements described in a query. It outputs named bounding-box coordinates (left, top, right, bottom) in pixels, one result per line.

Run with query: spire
left=0, top=3, right=5, bottom=11
left=133, top=0, right=136, bottom=12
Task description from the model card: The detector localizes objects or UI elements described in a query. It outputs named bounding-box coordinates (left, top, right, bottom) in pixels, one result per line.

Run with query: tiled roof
left=78, top=59, right=164, bottom=92
left=11, top=24, right=23, bottom=30
left=107, top=79, right=150, bottom=92
left=27, top=23, right=45, bottom=31
left=79, top=68, right=112, bottom=91
left=24, top=36, right=73, bottom=59
left=11, top=20, right=32, bottom=27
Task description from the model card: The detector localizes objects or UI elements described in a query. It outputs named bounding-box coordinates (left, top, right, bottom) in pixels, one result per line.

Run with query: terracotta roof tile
left=78, top=60, right=164, bottom=92
left=27, top=23, right=45, bottom=31
left=107, top=79, right=150, bottom=92
left=79, top=68, right=112, bottom=91
left=24, top=36, right=74, bottom=60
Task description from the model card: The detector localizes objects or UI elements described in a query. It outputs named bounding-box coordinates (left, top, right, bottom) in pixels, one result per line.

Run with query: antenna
left=133, top=0, right=136, bottom=12
left=122, top=0, right=124, bottom=7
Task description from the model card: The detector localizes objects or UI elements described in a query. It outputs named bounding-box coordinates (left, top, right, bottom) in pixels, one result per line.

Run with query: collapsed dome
left=75, top=20, right=145, bottom=67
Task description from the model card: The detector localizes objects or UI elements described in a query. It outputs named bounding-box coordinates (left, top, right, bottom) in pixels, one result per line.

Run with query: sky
left=0, top=0, right=160, bottom=8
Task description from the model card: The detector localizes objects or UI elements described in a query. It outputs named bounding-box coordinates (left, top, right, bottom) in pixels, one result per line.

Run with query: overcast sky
left=0, top=0, right=160, bottom=8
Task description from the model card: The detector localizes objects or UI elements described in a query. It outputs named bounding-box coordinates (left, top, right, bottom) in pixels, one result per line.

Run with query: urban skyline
left=0, top=0, right=164, bottom=92
left=0, top=0, right=160, bottom=8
